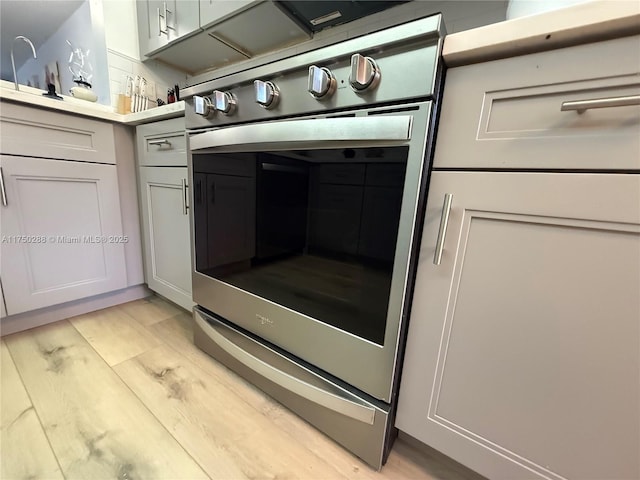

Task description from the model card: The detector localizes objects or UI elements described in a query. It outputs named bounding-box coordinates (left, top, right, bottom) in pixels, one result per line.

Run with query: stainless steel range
left=182, top=15, right=445, bottom=469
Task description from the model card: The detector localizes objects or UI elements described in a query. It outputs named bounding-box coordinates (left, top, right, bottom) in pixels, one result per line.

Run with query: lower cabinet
left=138, top=166, right=194, bottom=311
left=0, top=155, right=128, bottom=315
left=396, top=171, right=640, bottom=479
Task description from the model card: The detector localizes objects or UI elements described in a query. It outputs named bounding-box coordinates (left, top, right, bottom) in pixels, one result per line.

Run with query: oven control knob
left=254, top=80, right=279, bottom=109
left=194, top=95, right=213, bottom=117
left=307, top=66, right=336, bottom=99
left=213, top=90, right=236, bottom=115
left=349, top=54, right=380, bottom=92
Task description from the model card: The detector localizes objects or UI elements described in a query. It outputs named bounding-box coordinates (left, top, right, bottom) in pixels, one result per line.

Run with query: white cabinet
left=396, top=171, right=640, bottom=479
left=143, top=1, right=309, bottom=73
left=397, top=32, right=640, bottom=479
left=0, top=155, right=127, bottom=315
left=433, top=35, right=640, bottom=171
left=137, top=0, right=200, bottom=57
left=138, top=166, right=193, bottom=311
left=136, top=118, right=193, bottom=311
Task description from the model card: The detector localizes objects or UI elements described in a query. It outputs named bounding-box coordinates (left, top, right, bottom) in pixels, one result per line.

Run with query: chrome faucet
left=11, top=36, right=37, bottom=91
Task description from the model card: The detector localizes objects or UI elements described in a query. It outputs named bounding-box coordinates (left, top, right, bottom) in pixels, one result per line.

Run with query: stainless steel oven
left=183, top=15, right=444, bottom=469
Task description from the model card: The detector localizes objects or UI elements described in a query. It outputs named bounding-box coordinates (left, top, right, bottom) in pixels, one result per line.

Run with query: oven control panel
left=183, top=15, right=444, bottom=129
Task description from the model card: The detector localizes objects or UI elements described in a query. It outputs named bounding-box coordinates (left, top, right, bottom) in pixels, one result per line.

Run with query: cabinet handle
left=560, top=95, right=640, bottom=114
left=0, top=167, right=7, bottom=207
left=159, top=2, right=175, bottom=36
left=148, top=139, right=172, bottom=147
left=157, top=7, right=163, bottom=37
left=433, top=193, right=453, bottom=266
left=181, top=179, right=188, bottom=215
left=210, top=181, right=216, bottom=204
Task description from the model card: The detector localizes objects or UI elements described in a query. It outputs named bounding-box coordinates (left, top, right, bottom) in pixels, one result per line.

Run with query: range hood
left=276, top=1, right=411, bottom=32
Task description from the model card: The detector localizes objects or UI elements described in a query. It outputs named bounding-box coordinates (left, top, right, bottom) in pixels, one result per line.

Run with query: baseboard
left=0, top=284, right=152, bottom=336
left=397, top=431, right=488, bottom=480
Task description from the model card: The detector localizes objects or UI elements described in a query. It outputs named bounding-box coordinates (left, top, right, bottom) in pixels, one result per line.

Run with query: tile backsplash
left=107, top=49, right=187, bottom=111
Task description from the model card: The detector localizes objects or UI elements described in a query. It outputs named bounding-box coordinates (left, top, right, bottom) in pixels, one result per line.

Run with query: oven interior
left=192, top=145, right=410, bottom=345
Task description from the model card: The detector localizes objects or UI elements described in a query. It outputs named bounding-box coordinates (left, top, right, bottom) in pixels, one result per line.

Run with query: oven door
left=188, top=102, right=432, bottom=402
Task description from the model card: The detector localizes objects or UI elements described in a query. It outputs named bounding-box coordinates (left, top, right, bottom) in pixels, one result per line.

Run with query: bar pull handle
left=159, top=2, right=175, bottom=36
left=181, top=179, right=188, bottom=215
left=194, top=312, right=376, bottom=425
left=157, top=7, right=162, bottom=36
left=0, top=167, right=7, bottom=207
left=560, top=95, right=640, bottom=114
left=433, top=193, right=453, bottom=266
left=210, top=181, right=215, bottom=204
left=148, top=139, right=172, bottom=147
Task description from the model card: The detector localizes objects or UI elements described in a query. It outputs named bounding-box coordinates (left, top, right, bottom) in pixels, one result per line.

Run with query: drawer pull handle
left=0, top=167, right=7, bottom=207
left=561, top=95, right=640, bottom=114
left=148, top=139, right=172, bottom=147
left=433, top=193, right=453, bottom=266
left=181, top=179, right=188, bottom=215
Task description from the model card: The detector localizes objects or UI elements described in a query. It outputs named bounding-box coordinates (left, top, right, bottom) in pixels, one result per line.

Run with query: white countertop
left=0, top=80, right=184, bottom=125
left=443, top=0, right=640, bottom=66
left=2, top=1, right=638, bottom=122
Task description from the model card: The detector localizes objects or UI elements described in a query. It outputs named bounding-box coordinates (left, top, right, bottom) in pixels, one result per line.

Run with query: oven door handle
left=189, top=116, right=413, bottom=151
left=195, top=313, right=376, bottom=425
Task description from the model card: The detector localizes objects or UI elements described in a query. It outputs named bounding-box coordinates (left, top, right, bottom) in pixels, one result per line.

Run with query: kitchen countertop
left=1, top=1, right=638, bottom=122
left=0, top=80, right=184, bottom=125
left=443, top=0, right=640, bottom=66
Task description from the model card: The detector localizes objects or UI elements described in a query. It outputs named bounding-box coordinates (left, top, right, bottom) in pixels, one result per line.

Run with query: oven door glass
left=192, top=146, right=408, bottom=345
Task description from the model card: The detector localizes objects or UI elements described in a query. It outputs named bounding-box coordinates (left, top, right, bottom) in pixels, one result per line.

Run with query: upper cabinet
left=138, top=1, right=310, bottom=74
left=137, top=0, right=201, bottom=57
left=199, top=0, right=256, bottom=30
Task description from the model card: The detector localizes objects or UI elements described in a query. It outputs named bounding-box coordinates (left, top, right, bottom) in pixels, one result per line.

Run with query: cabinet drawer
left=434, top=35, right=640, bottom=170
left=136, top=117, right=186, bottom=166
left=0, top=103, right=116, bottom=164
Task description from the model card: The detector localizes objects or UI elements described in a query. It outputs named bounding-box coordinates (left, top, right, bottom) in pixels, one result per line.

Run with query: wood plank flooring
left=1, top=295, right=482, bottom=480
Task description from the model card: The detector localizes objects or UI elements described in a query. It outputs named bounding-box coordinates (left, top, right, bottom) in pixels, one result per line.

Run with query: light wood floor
left=1, top=295, right=482, bottom=480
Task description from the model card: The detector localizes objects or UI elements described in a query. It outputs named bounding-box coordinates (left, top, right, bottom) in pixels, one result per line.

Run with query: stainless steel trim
left=148, top=139, right=172, bottom=147
left=0, top=167, right=7, bottom=207
left=181, top=178, right=188, bottom=215
left=561, top=95, right=640, bottom=114
left=182, top=15, right=442, bottom=98
left=190, top=116, right=412, bottom=151
left=194, top=313, right=376, bottom=425
left=190, top=102, right=434, bottom=401
left=433, top=193, right=453, bottom=265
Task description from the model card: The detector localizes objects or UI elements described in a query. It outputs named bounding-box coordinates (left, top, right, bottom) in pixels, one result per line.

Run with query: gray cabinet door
left=434, top=35, right=640, bottom=171
left=138, top=167, right=194, bottom=311
left=138, top=0, right=200, bottom=57
left=0, top=156, right=127, bottom=315
left=396, top=171, right=640, bottom=480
